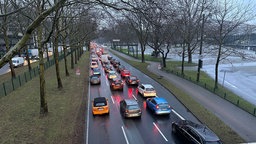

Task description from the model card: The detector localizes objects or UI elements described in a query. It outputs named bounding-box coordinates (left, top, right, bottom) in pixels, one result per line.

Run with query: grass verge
left=111, top=50, right=245, bottom=144
left=0, top=52, right=89, bottom=144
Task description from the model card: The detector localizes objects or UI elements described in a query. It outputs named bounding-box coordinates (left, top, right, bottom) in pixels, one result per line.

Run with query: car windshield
left=146, top=88, right=155, bottom=91
left=94, top=102, right=106, bottom=107
left=127, top=104, right=139, bottom=110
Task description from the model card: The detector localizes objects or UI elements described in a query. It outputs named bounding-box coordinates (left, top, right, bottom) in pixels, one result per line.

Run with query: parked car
left=125, top=76, right=139, bottom=85
left=146, top=97, right=171, bottom=115
left=90, top=75, right=101, bottom=85
left=91, top=67, right=101, bottom=76
left=107, top=55, right=113, bottom=60
left=121, top=69, right=131, bottom=78
left=11, top=57, right=24, bottom=68
left=92, top=97, right=109, bottom=116
left=107, top=71, right=117, bottom=80
left=120, top=99, right=141, bottom=118
left=172, top=120, right=222, bottom=144
left=117, top=65, right=125, bottom=73
left=110, top=78, right=124, bottom=90
left=90, top=61, right=98, bottom=69
left=137, top=84, right=156, bottom=97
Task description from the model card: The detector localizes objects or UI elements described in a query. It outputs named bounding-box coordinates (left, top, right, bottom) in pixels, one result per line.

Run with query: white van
left=12, top=57, right=24, bottom=68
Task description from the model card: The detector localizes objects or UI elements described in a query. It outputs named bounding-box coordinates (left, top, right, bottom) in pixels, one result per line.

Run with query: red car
left=121, top=69, right=131, bottom=78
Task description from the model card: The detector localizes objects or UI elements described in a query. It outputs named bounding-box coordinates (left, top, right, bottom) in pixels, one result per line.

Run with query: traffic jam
left=87, top=46, right=222, bottom=144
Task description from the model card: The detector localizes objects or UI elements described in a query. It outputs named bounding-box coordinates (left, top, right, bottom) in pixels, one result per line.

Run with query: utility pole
left=197, top=14, right=205, bottom=82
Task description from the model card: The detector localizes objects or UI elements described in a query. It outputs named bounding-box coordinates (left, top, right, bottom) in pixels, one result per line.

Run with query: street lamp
left=196, top=13, right=205, bottom=82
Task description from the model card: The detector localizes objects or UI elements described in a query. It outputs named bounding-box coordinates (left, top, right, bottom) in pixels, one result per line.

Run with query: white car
left=137, top=84, right=156, bottom=97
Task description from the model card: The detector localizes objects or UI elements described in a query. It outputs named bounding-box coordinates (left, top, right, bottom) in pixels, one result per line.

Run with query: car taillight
left=129, top=80, right=132, bottom=82
left=168, top=105, right=171, bottom=108
left=156, top=105, right=159, bottom=109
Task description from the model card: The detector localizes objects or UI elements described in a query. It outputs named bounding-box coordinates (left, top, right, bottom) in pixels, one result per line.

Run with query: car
left=121, top=69, right=131, bottom=78
left=90, top=61, right=98, bottom=69
left=117, top=65, right=126, bottom=73
left=146, top=97, right=171, bottom=115
left=107, top=55, right=113, bottom=60
left=104, top=65, right=113, bottom=73
left=90, top=75, right=101, bottom=85
left=137, top=84, right=156, bottom=97
left=92, top=97, right=109, bottom=116
left=112, top=60, right=120, bottom=68
left=107, top=71, right=117, bottom=80
left=110, top=58, right=116, bottom=64
left=91, top=54, right=98, bottom=62
left=172, top=120, right=222, bottom=144
left=120, top=99, right=141, bottom=118
left=125, top=76, right=139, bottom=85
left=110, top=78, right=124, bottom=90
left=91, top=67, right=101, bottom=76
left=102, top=61, right=110, bottom=68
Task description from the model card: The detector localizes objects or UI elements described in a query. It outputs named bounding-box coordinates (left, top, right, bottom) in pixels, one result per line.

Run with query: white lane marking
left=86, top=78, right=91, bottom=144
left=172, top=109, right=185, bottom=120
left=121, top=126, right=129, bottom=144
left=132, top=94, right=137, bottom=101
left=111, top=96, right=115, bottom=104
left=153, top=122, right=168, bottom=142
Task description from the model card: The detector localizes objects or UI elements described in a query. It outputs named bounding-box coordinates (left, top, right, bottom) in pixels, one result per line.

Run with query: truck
left=101, top=54, right=109, bottom=63
left=12, top=57, right=24, bottom=68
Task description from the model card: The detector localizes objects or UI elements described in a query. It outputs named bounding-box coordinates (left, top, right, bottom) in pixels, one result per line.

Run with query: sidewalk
left=110, top=49, right=256, bottom=142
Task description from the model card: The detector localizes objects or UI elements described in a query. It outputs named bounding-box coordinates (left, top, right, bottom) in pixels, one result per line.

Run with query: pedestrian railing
left=0, top=51, right=72, bottom=98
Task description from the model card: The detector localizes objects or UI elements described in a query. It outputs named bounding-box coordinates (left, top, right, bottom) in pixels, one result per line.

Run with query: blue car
left=146, top=97, right=171, bottom=115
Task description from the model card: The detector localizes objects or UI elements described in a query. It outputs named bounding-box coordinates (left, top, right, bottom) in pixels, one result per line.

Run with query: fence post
left=237, top=100, right=240, bottom=106
left=224, top=93, right=226, bottom=99
left=254, top=108, right=256, bottom=115
left=11, top=78, right=15, bottom=90
left=24, top=73, right=27, bottom=82
left=18, top=75, right=21, bottom=86
left=3, top=83, right=7, bottom=96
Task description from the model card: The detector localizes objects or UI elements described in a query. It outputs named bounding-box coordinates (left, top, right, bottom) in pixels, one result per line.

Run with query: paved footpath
left=111, top=49, right=256, bottom=142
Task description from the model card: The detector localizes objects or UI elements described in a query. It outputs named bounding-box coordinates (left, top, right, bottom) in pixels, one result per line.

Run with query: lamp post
left=196, top=14, right=205, bottom=82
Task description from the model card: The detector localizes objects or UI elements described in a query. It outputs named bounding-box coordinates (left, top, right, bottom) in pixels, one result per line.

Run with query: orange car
left=92, top=97, right=109, bottom=116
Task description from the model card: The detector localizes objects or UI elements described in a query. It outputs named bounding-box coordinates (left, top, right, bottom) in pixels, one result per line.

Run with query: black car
left=120, top=99, right=142, bottom=118
left=109, top=78, right=124, bottom=90
left=117, top=65, right=126, bottom=73
left=125, top=76, right=139, bottom=85
left=172, top=120, right=222, bottom=144
left=112, top=60, right=120, bottom=68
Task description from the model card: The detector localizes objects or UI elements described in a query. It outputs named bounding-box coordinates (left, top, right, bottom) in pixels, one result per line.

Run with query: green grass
left=0, top=51, right=89, bottom=144
left=163, top=61, right=256, bottom=116
left=111, top=50, right=245, bottom=144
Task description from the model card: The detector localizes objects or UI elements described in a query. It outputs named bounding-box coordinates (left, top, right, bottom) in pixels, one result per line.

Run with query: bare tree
left=209, top=0, right=255, bottom=89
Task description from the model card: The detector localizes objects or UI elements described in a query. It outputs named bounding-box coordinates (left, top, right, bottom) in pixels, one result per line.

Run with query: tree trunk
left=187, top=43, right=192, bottom=63
left=38, top=25, right=48, bottom=115
left=53, top=26, right=63, bottom=89
left=215, top=44, right=222, bottom=89
left=181, top=43, right=185, bottom=75
left=71, top=48, right=74, bottom=69
left=25, top=45, right=32, bottom=71
left=63, top=42, right=69, bottom=76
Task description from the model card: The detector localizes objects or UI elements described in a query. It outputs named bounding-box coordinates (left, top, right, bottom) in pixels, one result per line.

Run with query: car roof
left=94, top=97, right=107, bottom=103
left=123, top=99, right=138, bottom=105
left=152, top=97, right=168, bottom=104
left=142, top=84, right=154, bottom=88
left=183, top=120, right=221, bottom=142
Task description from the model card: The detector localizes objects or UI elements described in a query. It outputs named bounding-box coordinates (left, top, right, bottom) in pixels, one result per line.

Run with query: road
left=86, top=54, right=201, bottom=144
